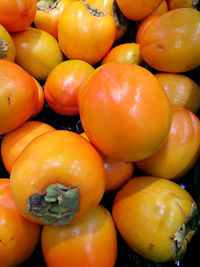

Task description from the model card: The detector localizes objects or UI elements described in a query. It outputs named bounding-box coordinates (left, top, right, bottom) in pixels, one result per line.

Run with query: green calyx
left=83, top=2, right=104, bottom=17
left=0, top=39, right=8, bottom=59
left=37, top=0, right=60, bottom=11
left=172, top=202, right=197, bottom=262
left=27, top=183, right=79, bottom=226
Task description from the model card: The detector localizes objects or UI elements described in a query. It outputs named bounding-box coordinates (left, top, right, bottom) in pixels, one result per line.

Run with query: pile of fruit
left=0, top=0, right=200, bottom=266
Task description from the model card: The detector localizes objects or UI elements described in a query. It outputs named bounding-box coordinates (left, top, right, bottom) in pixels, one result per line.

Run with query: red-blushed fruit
left=79, top=62, right=172, bottom=162
left=112, top=176, right=197, bottom=263
left=1, top=121, right=55, bottom=173
left=0, top=0, right=37, bottom=32
left=44, top=60, right=94, bottom=116
left=0, top=60, right=38, bottom=135
left=41, top=205, right=117, bottom=267
left=0, top=179, right=41, bottom=267
left=136, top=107, right=200, bottom=180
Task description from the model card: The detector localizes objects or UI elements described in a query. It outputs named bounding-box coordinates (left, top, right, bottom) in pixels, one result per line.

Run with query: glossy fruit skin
left=115, top=0, right=163, bottom=21
left=31, top=77, right=45, bottom=117
left=0, top=179, right=41, bottom=267
left=44, top=60, right=94, bottom=116
left=103, top=155, right=134, bottom=192
left=41, top=205, right=117, bottom=267
left=81, top=132, right=134, bottom=192
left=1, top=121, right=55, bottom=173
left=84, top=0, right=128, bottom=40
left=58, top=1, right=116, bottom=65
left=79, top=62, right=172, bottom=162
left=0, top=24, right=15, bottom=61
left=0, top=0, right=36, bottom=32
left=34, top=0, right=73, bottom=39
left=10, top=130, right=105, bottom=225
left=0, top=60, right=38, bottom=135
left=139, top=8, right=200, bottom=73
left=12, top=27, right=64, bottom=81
left=136, top=13, right=161, bottom=43
left=136, top=107, right=200, bottom=180
left=102, top=43, right=143, bottom=65
left=155, top=73, right=200, bottom=114
left=112, top=176, right=196, bottom=262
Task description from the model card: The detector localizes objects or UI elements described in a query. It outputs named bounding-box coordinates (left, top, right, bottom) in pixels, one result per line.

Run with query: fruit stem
left=83, top=2, right=104, bottom=17
left=0, top=39, right=8, bottom=59
left=37, top=0, right=60, bottom=11
left=173, top=202, right=197, bottom=262
left=27, top=183, right=79, bottom=226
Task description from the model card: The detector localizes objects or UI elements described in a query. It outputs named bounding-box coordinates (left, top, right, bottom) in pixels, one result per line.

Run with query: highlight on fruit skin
left=79, top=62, right=172, bottom=162
left=155, top=73, right=200, bottom=114
left=102, top=43, right=143, bottom=66
left=10, top=130, right=106, bottom=226
left=0, top=178, right=41, bottom=267
left=1, top=121, right=55, bottom=173
left=81, top=132, right=135, bottom=192
left=112, top=176, right=198, bottom=263
left=136, top=107, right=200, bottom=180
left=139, top=8, right=200, bottom=73
left=41, top=205, right=118, bottom=267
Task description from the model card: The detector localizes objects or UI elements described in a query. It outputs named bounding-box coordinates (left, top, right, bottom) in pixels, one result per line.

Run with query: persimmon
left=0, top=24, right=15, bottom=61
left=136, top=13, right=161, bottom=44
left=81, top=132, right=135, bottom=192
left=34, top=0, right=74, bottom=39
left=136, top=107, right=200, bottom=180
left=58, top=1, right=116, bottom=65
left=79, top=62, right=172, bottom=162
left=139, top=8, right=200, bottom=72
left=112, top=176, right=197, bottom=262
left=102, top=43, right=143, bottom=65
left=84, top=0, right=128, bottom=40
left=1, top=121, right=55, bottom=173
left=0, top=0, right=37, bottom=32
left=0, top=60, right=38, bottom=135
left=10, top=130, right=105, bottom=226
left=0, top=178, right=41, bottom=267
left=155, top=73, right=200, bottom=114
left=41, top=205, right=117, bottom=267
left=31, top=77, right=45, bottom=117
left=115, top=0, right=163, bottom=21
left=12, top=27, right=64, bottom=81
left=44, top=60, right=94, bottom=116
